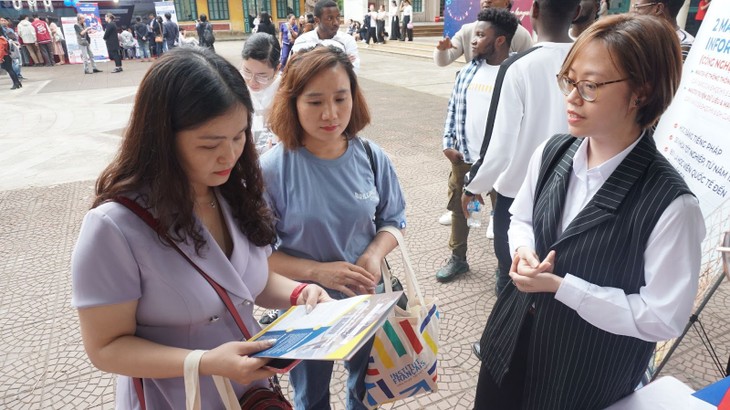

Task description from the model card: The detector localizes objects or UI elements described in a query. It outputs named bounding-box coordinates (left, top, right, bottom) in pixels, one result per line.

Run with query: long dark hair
left=94, top=47, right=276, bottom=252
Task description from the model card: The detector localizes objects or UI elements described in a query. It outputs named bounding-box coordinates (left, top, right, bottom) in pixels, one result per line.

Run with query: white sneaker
left=438, top=211, right=452, bottom=226
left=486, top=215, right=494, bottom=239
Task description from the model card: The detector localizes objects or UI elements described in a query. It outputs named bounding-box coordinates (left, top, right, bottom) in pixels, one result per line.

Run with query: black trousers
left=474, top=314, right=532, bottom=410
left=493, top=192, right=515, bottom=295
left=1, top=56, right=21, bottom=87
left=401, top=15, right=413, bottom=41
left=376, top=20, right=385, bottom=42
left=390, top=16, right=400, bottom=39
left=366, top=27, right=376, bottom=44
left=108, top=48, right=122, bottom=67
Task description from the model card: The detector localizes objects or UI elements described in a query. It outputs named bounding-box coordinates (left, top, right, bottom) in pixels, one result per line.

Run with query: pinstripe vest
left=479, top=133, right=691, bottom=409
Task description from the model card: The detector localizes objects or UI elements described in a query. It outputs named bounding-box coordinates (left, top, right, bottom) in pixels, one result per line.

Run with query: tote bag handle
left=185, top=350, right=241, bottom=410
left=377, top=226, right=426, bottom=307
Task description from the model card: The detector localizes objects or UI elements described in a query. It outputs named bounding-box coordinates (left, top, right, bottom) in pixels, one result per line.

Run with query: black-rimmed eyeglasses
left=556, top=74, right=629, bottom=102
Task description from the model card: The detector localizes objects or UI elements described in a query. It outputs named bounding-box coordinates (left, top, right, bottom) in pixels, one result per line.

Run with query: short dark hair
left=270, top=46, right=370, bottom=149
left=135, top=16, right=141, bottom=22
left=559, top=15, right=682, bottom=129
left=199, top=13, right=208, bottom=22
left=314, top=0, right=338, bottom=18
left=659, top=0, right=685, bottom=18
left=31, top=13, right=38, bottom=18
left=19, top=14, right=27, bottom=20
left=477, top=8, right=520, bottom=45
left=538, top=0, right=581, bottom=19
left=242, top=32, right=281, bottom=69
left=94, top=47, right=276, bottom=251
left=164, top=12, right=171, bottom=20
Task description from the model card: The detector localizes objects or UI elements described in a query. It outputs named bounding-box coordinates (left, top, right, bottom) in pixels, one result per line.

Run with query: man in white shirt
left=433, top=0, right=535, bottom=230
left=435, top=8, right=520, bottom=283
left=292, top=0, right=360, bottom=72
left=433, top=0, right=534, bottom=67
left=461, top=0, right=581, bottom=295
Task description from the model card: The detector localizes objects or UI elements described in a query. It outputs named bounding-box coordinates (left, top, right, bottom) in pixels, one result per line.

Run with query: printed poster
left=61, top=17, right=84, bottom=64
left=651, top=0, right=730, bottom=374
left=75, top=3, right=109, bottom=61
left=443, top=0, right=533, bottom=39
left=154, top=1, right=178, bottom=23
left=249, top=292, right=402, bottom=361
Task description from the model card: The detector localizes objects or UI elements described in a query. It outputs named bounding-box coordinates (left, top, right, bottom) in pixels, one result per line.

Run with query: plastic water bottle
left=467, top=199, right=482, bottom=228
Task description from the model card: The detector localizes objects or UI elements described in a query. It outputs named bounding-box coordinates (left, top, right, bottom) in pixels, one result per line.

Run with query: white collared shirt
left=292, top=28, right=360, bottom=72
left=509, top=136, right=705, bottom=342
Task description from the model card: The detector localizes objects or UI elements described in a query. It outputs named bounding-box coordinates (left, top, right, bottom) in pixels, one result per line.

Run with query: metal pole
left=651, top=272, right=727, bottom=380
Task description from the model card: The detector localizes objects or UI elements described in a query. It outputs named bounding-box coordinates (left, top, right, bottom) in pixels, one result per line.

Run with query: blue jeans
left=12, top=57, right=21, bottom=77
left=280, top=42, right=292, bottom=69
left=138, top=40, right=150, bottom=59
left=288, top=289, right=373, bottom=410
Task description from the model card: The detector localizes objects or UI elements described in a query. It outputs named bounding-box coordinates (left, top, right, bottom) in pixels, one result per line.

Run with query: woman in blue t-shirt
left=260, top=45, right=407, bottom=410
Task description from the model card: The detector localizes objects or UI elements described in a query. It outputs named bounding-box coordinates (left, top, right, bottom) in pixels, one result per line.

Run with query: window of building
left=276, top=0, right=300, bottom=19
left=207, top=0, right=230, bottom=20
left=412, top=0, right=423, bottom=13
left=174, top=0, right=197, bottom=21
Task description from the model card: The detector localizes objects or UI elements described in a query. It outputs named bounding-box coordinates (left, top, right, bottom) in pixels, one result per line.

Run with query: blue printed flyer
left=250, top=292, right=403, bottom=361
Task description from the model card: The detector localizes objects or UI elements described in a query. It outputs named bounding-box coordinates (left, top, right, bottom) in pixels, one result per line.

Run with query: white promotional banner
left=651, top=1, right=730, bottom=374
left=61, top=17, right=84, bottom=64
left=154, top=1, right=178, bottom=23
left=75, top=2, right=109, bottom=61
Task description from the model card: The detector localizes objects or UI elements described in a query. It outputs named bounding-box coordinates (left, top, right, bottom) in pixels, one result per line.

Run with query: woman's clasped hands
left=509, top=248, right=562, bottom=294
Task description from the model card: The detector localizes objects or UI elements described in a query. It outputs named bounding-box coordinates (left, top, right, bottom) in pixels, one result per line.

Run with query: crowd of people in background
left=344, top=0, right=413, bottom=46
left=0, top=11, right=212, bottom=83
left=0, top=14, right=66, bottom=88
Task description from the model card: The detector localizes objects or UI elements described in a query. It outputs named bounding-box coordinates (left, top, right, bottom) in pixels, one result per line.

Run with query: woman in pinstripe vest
left=473, top=15, right=706, bottom=409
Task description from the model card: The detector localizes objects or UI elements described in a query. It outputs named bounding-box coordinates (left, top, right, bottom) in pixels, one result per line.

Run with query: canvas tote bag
left=363, top=226, right=440, bottom=408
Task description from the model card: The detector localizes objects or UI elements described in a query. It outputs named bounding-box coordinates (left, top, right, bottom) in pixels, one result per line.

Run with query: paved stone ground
left=0, top=39, right=728, bottom=409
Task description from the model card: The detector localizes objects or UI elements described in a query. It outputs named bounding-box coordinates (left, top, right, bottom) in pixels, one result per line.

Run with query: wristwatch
left=462, top=174, right=474, bottom=196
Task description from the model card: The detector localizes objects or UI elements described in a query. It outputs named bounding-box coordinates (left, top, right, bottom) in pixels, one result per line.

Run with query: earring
left=634, top=98, right=641, bottom=107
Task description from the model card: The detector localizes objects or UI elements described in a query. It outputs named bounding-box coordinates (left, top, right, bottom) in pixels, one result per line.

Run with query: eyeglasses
left=240, top=70, right=275, bottom=85
left=556, top=74, right=628, bottom=102
left=631, top=2, right=659, bottom=11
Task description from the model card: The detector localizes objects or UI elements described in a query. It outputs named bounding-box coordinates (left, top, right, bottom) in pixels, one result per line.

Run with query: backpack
left=0, top=36, right=8, bottom=61
left=203, top=23, right=215, bottom=45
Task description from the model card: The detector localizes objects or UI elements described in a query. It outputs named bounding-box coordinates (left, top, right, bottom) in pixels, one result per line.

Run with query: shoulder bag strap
left=113, top=196, right=253, bottom=410
left=361, top=138, right=377, bottom=179
left=114, top=196, right=253, bottom=339
left=466, top=45, right=543, bottom=185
